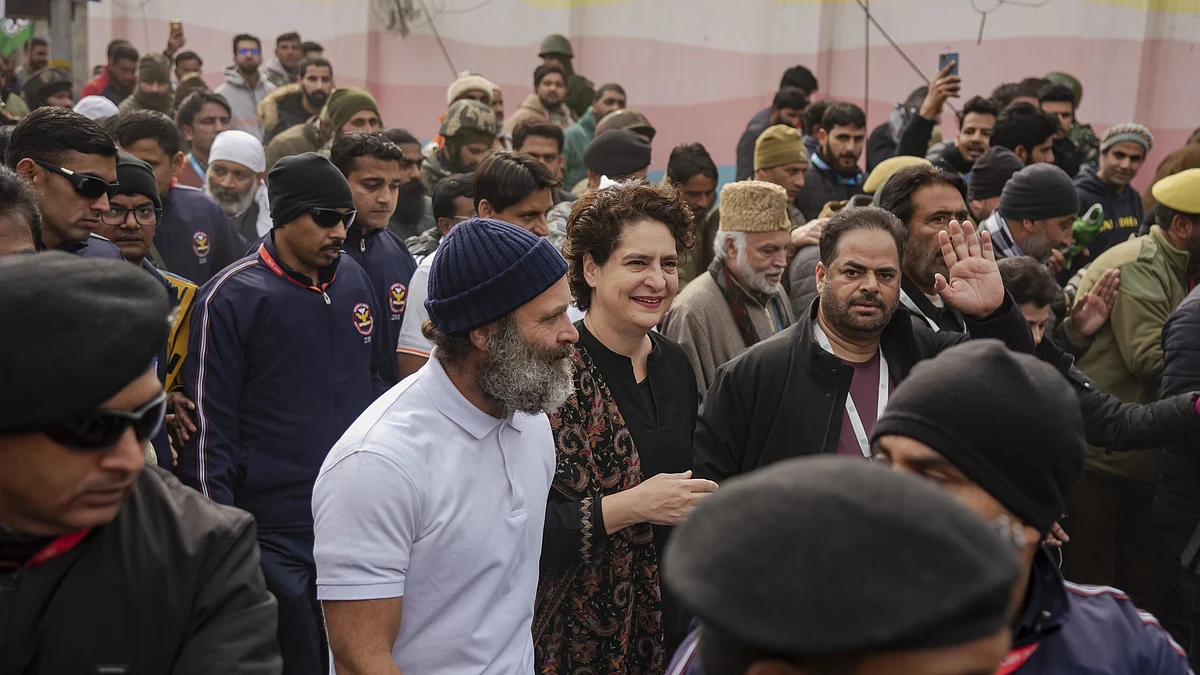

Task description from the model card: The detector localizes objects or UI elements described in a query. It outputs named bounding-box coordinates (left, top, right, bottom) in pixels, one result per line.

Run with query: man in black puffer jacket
left=1155, top=284, right=1200, bottom=664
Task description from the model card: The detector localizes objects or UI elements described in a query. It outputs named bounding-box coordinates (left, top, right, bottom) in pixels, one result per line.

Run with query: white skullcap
left=209, top=130, right=266, bottom=174
left=72, top=96, right=119, bottom=121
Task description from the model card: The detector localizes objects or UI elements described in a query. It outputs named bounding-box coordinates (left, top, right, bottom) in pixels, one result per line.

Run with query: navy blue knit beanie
left=426, top=218, right=568, bottom=336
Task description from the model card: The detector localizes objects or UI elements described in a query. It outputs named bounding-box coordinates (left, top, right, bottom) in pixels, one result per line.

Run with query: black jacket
left=897, top=115, right=974, bottom=177
left=1155, top=286, right=1200, bottom=528
left=0, top=466, right=281, bottom=674
left=694, top=295, right=1034, bottom=482
left=866, top=121, right=898, bottom=174
left=794, top=155, right=865, bottom=222
left=1036, top=337, right=1200, bottom=453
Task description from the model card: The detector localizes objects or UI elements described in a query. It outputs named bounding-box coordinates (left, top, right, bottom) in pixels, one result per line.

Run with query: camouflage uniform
left=422, top=99, right=497, bottom=191
left=1071, top=122, right=1101, bottom=171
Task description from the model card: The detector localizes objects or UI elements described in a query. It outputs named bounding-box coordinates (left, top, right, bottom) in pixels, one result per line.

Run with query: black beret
left=872, top=340, right=1086, bottom=534
left=583, top=129, right=652, bottom=178
left=968, top=146, right=1024, bottom=201
left=116, top=151, right=162, bottom=209
left=0, top=253, right=170, bottom=432
left=663, top=456, right=1020, bottom=658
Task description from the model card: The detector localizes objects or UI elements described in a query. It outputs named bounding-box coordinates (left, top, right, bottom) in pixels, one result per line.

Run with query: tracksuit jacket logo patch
left=389, top=282, right=407, bottom=315
left=353, top=302, right=375, bottom=336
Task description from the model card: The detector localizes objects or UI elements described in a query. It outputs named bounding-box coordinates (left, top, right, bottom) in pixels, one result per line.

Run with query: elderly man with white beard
left=204, top=130, right=271, bottom=241
left=660, top=180, right=795, bottom=403
left=313, top=217, right=578, bottom=675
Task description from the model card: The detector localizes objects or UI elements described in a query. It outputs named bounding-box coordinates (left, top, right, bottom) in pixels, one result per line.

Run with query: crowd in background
left=3, top=21, right=1200, bottom=675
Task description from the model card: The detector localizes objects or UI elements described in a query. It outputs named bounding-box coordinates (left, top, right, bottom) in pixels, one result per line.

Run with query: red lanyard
left=995, top=642, right=1039, bottom=675
left=25, top=529, right=90, bottom=569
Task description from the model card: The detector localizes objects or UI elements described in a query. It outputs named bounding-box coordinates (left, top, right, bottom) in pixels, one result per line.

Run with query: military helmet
left=440, top=99, right=498, bottom=139
left=1044, top=72, right=1082, bottom=107
left=539, top=34, right=573, bottom=59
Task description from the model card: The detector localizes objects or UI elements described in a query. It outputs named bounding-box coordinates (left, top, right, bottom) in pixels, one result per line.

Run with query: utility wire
left=418, top=0, right=458, bottom=75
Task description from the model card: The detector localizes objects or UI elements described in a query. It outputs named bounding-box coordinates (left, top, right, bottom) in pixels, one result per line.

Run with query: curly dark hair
left=563, top=181, right=696, bottom=310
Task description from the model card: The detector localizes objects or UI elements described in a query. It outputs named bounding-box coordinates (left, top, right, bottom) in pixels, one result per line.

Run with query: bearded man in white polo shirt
left=313, top=216, right=578, bottom=675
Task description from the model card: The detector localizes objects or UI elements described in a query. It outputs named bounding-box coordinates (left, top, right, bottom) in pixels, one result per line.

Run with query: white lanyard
left=814, top=321, right=889, bottom=459
left=899, top=289, right=942, bottom=332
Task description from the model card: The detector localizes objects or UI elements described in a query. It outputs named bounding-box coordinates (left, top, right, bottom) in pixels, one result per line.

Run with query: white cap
left=208, top=130, right=266, bottom=174
left=72, top=96, right=119, bottom=121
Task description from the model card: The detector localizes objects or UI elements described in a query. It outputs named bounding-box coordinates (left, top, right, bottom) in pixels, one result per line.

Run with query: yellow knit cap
left=754, top=124, right=808, bottom=172
left=1151, top=168, right=1200, bottom=215
left=718, top=181, right=791, bottom=233
left=864, top=155, right=933, bottom=194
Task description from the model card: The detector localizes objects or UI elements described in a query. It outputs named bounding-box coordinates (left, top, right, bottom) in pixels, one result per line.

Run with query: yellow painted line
left=1084, top=0, right=1200, bottom=10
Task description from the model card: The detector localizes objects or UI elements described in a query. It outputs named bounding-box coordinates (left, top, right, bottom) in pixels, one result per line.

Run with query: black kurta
left=543, top=320, right=698, bottom=655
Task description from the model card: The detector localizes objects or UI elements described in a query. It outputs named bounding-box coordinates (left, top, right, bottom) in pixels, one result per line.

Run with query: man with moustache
left=980, top=162, right=1078, bottom=275
left=503, top=64, right=575, bottom=134
left=661, top=181, right=796, bottom=403
left=1072, top=124, right=1153, bottom=270
left=901, top=92, right=998, bottom=180
left=795, top=102, right=868, bottom=221
left=314, top=217, right=576, bottom=675
left=0, top=254, right=281, bottom=675
left=562, top=83, right=626, bottom=187
left=694, top=207, right=1032, bottom=482
left=383, top=128, right=436, bottom=241
left=421, top=99, right=497, bottom=191
left=332, top=132, right=419, bottom=387
left=258, top=57, right=335, bottom=145
left=214, top=34, right=276, bottom=142
left=179, top=153, right=384, bottom=675
left=204, top=130, right=272, bottom=241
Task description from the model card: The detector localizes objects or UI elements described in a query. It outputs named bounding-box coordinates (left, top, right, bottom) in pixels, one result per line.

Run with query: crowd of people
left=2, top=21, right=1200, bottom=675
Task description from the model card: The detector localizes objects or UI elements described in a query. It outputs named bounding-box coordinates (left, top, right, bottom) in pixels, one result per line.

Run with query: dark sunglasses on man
left=34, top=160, right=119, bottom=201
left=43, top=391, right=167, bottom=452
left=309, top=207, right=357, bottom=229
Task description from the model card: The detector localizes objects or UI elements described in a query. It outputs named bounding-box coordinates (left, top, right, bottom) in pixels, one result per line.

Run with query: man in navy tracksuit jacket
left=179, top=153, right=382, bottom=675
left=331, top=132, right=419, bottom=387
left=667, top=341, right=1192, bottom=675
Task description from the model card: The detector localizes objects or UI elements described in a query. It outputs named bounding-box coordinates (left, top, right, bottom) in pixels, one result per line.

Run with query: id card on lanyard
left=814, top=321, right=889, bottom=459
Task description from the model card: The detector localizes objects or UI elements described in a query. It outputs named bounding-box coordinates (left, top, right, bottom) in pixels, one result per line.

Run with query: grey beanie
left=998, top=162, right=1079, bottom=221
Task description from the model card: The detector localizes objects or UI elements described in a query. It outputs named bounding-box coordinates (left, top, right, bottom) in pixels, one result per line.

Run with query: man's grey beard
left=732, top=250, right=783, bottom=295
left=478, top=315, right=574, bottom=415
left=205, top=181, right=257, bottom=218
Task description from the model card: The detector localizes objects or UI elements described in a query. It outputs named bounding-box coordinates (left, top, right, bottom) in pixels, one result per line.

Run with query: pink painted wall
left=89, top=0, right=1200, bottom=191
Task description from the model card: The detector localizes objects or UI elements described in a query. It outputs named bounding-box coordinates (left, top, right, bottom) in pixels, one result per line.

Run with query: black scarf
left=708, top=257, right=785, bottom=348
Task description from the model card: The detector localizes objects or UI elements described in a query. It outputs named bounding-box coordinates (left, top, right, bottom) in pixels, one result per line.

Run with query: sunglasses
left=44, top=391, right=166, bottom=452
left=35, top=160, right=119, bottom=201
left=237, top=48, right=261, bottom=56
left=310, top=207, right=357, bottom=229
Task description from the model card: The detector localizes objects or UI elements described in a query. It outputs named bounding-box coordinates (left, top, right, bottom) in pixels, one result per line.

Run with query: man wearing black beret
left=871, top=340, right=1191, bottom=674
left=663, top=456, right=1021, bottom=675
left=0, top=253, right=280, bottom=674
left=547, top=129, right=651, bottom=249
left=177, top=152, right=384, bottom=675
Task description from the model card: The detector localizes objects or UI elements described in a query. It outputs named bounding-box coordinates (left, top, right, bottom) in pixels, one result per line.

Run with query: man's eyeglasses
left=44, top=391, right=167, bottom=452
left=102, top=205, right=161, bottom=226
left=34, top=160, right=118, bottom=201
left=309, top=207, right=357, bottom=229
left=237, top=48, right=261, bottom=56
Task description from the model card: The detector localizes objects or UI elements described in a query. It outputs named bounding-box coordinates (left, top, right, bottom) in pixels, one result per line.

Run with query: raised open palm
left=934, top=220, right=1005, bottom=318
left=1071, top=268, right=1121, bottom=339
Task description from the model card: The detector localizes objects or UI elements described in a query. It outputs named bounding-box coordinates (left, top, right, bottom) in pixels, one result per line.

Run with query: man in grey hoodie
left=214, top=34, right=276, bottom=143
left=264, top=32, right=303, bottom=89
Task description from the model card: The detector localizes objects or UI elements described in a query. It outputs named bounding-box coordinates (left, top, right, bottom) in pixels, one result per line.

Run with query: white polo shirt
left=313, top=355, right=554, bottom=675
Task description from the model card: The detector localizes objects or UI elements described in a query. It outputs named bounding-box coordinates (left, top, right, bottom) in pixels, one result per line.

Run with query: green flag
left=0, top=19, right=34, bottom=58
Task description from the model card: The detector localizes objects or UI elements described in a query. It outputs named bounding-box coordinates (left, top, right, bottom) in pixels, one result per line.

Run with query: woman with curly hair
left=535, top=181, right=718, bottom=674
